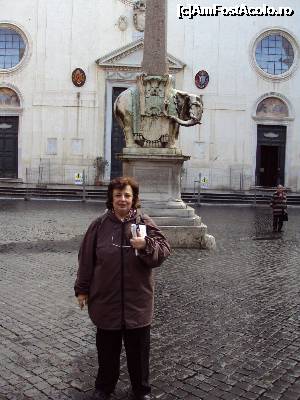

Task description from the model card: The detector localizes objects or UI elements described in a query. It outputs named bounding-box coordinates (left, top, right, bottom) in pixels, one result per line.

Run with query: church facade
left=0, top=0, right=299, bottom=191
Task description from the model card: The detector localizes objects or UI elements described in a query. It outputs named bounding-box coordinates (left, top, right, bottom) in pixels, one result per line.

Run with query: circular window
left=255, top=34, right=294, bottom=75
left=0, top=26, right=26, bottom=71
left=252, top=30, right=298, bottom=80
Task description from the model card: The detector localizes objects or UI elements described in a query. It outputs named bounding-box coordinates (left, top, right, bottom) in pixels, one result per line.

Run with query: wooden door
left=0, top=116, right=18, bottom=178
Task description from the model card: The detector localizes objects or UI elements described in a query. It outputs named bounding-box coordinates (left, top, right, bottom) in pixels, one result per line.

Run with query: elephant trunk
left=167, top=115, right=201, bottom=127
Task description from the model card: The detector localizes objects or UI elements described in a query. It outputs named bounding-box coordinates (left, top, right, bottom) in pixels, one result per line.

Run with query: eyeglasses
left=111, top=235, right=131, bottom=249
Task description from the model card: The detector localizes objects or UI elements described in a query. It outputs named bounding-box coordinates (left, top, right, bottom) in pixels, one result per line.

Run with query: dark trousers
left=273, top=215, right=283, bottom=232
left=95, top=326, right=151, bottom=395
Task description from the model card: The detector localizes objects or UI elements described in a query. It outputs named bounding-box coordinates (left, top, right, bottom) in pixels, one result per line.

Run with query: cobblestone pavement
left=0, top=200, right=299, bottom=400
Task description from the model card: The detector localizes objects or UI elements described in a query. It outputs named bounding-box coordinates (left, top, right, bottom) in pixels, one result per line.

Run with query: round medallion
left=72, top=68, right=86, bottom=87
left=195, top=70, right=209, bottom=89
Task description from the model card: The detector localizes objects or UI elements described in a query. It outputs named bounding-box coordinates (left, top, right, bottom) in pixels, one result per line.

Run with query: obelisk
left=141, top=0, right=169, bottom=75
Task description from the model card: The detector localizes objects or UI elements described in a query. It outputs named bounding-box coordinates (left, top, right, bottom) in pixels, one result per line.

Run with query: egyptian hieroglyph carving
left=114, top=74, right=203, bottom=148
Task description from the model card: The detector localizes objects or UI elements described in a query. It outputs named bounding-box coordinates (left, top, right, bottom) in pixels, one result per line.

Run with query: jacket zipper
left=120, top=222, right=125, bottom=329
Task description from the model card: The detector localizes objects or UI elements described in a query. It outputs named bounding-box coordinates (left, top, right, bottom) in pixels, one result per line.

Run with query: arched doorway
left=255, top=97, right=289, bottom=187
left=0, top=87, right=20, bottom=178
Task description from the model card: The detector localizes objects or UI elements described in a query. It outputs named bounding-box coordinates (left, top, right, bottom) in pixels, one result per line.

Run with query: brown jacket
left=74, top=210, right=171, bottom=329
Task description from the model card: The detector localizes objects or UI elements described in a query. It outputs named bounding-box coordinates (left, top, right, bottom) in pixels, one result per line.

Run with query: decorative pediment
left=96, top=38, right=185, bottom=73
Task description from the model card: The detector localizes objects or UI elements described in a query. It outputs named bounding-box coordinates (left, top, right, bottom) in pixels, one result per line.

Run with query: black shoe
left=92, top=389, right=111, bottom=400
left=127, top=390, right=151, bottom=400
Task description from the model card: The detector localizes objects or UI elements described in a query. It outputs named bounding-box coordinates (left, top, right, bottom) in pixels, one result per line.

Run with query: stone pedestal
left=118, top=148, right=216, bottom=249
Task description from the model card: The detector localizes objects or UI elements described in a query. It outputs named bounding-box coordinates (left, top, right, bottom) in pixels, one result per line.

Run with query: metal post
left=241, top=169, right=244, bottom=191
left=24, top=168, right=30, bottom=201
left=48, top=158, right=51, bottom=184
left=229, top=167, right=232, bottom=190
left=197, top=173, right=201, bottom=206
left=82, top=169, right=86, bottom=202
left=38, top=166, right=43, bottom=185
left=254, top=174, right=257, bottom=207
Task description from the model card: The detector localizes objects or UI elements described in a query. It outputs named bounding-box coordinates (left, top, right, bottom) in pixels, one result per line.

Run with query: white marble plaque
left=193, top=142, right=206, bottom=159
left=71, top=139, right=83, bottom=155
left=134, top=167, right=170, bottom=194
left=47, top=138, right=57, bottom=155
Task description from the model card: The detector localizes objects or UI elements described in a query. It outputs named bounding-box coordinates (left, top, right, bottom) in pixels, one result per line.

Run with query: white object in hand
left=138, top=224, right=147, bottom=238
left=131, top=224, right=138, bottom=255
left=131, top=223, right=137, bottom=237
left=131, top=223, right=147, bottom=255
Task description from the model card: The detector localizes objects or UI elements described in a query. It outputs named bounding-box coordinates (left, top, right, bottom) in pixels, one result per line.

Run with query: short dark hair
left=106, top=176, right=140, bottom=210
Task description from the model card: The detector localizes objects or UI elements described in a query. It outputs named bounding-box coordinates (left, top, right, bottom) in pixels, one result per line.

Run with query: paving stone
left=209, top=387, right=227, bottom=398
left=205, top=377, right=232, bottom=392
left=221, top=393, right=240, bottom=400
left=241, top=391, right=260, bottom=400
left=279, top=392, right=300, bottom=400
left=23, top=388, right=43, bottom=397
left=263, top=391, right=285, bottom=400
left=248, top=386, right=266, bottom=395
left=171, top=388, right=189, bottom=398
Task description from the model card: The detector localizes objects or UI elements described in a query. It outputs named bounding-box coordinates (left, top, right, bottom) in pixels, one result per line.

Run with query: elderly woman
left=74, top=176, right=170, bottom=400
left=270, top=184, right=288, bottom=232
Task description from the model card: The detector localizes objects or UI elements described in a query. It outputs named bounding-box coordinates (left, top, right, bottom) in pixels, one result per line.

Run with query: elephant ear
left=175, top=92, right=190, bottom=120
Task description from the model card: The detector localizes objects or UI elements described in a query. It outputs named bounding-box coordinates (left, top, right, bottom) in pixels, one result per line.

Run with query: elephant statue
left=114, top=74, right=203, bottom=148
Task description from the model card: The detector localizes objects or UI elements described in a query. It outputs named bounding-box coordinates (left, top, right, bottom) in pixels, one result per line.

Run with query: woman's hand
left=130, top=229, right=146, bottom=250
left=77, top=294, right=88, bottom=310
